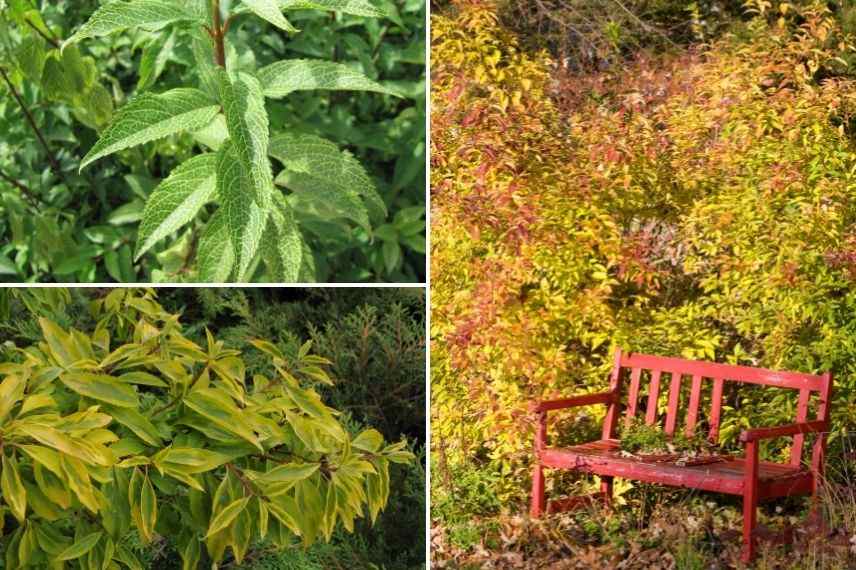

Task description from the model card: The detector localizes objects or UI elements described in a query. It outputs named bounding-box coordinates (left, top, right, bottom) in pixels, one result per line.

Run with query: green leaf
left=138, top=29, right=177, bottom=91
left=81, top=88, right=219, bottom=170
left=279, top=0, right=387, bottom=18
left=60, top=372, right=140, bottom=408
left=16, top=35, right=46, bottom=82
left=196, top=211, right=235, bottom=282
left=56, top=531, right=102, bottom=561
left=258, top=59, right=400, bottom=99
left=270, top=133, right=385, bottom=226
left=66, top=0, right=201, bottom=45
left=136, top=153, right=217, bottom=260
left=262, top=194, right=303, bottom=282
left=382, top=240, right=400, bottom=273
left=1, top=455, right=27, bottom=522
left=243, top=0, right=298, bottom=32
left=206, top=496, right=250, bottom=537
left=216, top=142, right=266, bottom=282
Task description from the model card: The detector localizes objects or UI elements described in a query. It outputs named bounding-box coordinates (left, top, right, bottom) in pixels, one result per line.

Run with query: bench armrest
left=739, top=420, right=827, bottom=443
left=530, top=391, right=615, bottom=413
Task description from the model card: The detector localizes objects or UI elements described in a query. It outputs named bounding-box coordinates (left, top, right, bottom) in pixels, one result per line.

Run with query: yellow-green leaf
left=205, top=496, right=250, bottom=537
left=140, top=474, right=157, bottom=542
left=60, top=372, right=139, bottom=408
left=1, top=454, right=27, bottom=522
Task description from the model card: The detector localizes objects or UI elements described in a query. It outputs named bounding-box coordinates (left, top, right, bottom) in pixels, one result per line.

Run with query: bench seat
left=542, top=439, right=813, bottom=498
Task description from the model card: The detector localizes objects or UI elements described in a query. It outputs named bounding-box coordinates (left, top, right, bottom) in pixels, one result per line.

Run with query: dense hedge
left=431, top=0, right=856, bottom=513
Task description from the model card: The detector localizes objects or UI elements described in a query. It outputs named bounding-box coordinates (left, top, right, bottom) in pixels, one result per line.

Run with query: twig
left=0, top=66, right=66, bottom=183
left=0, top=168, right=44, bottom=207
left=24, top=18, right=59, bottom=48
left=151, top=364, right=209, bottom=417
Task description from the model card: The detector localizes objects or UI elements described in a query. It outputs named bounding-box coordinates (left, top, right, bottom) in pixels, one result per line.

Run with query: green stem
left=212, top=0, right=226, bottom=68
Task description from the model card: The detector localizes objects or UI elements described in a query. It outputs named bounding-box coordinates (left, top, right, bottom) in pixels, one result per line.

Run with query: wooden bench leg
left=741, top=491, right=757, bottom=563
left=742, top=440, right=759, bottom=563
left=530, top=463, right=545, bottom=518
left=601, top=475, right=613, bottom=507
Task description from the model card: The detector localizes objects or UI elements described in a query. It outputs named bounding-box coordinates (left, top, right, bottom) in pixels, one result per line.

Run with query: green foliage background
left=0, top=287, right=426, bottom=569
left=431, top=0, right=856, bottom=530
left=0, top=0, right=425, bottom=283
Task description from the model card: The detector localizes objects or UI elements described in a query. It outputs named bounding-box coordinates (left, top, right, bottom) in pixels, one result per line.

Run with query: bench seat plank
left=540, top=440, right=812, bottom=498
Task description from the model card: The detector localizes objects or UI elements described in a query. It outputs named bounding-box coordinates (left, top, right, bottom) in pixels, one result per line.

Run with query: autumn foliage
left=431, top=0, right=856, bottom=511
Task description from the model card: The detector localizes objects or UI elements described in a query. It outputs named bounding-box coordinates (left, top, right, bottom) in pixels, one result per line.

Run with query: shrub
left=0, top=0, right=425, bottom=283
left=0, top=288, right=412, bottom=568
left=431, top=0, right=856, bottom=517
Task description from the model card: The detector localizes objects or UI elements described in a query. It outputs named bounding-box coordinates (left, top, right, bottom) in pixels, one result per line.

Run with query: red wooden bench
left=530, top=349, right=833, bottom=562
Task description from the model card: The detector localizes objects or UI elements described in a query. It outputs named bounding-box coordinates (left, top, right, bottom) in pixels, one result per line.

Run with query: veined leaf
left=262, top=194, right=303, bottom=282
left=67, top=0, right=201, bottom=45
left=138, top=28, right=177, bottom=91
left=270, top=132, right=385, bottom=225
left=219, top=71, right=274, bottom=208
left=56, top=531, right=102, bottom=561
left=196, top=212, right=235, bottom=282
left=216, top=142, right=266, bottom=282
left=243, top=0, right=298, bottom=32
left=136, top=153, right=217, bottom=260
left=258, top=59, right=400, bottom=99
left=60, top=372, right=139, bottom=408
left=1, top=455, right=27, bottom=522
left=206, top=496, right=250, bottom=537
left=81, top=88, right=219, bottom=170
left=279, top=0, right=386, bottom=18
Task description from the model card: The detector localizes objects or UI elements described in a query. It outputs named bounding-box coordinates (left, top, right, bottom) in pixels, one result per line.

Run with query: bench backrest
left=602, top=349, right=833, bottom=467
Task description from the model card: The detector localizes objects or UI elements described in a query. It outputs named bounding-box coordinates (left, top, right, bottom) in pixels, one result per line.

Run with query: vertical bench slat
left=685, top=374, right=703, bottom=437
left=601, top=349, right=624, bottom=440
left=624, top=367, right=642, bottom=426
left=664, top=371, right=683, bottom=435
left=810, top=372, right=833, bottom=495
left=645, top=370, right=662, bottom=425
left=708, top=377, right=724, bottom=442
left=789, top=388, right=810, bottom=467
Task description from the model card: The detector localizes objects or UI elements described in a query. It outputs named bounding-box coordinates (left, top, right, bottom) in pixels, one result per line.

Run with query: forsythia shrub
left=0, top=289, right=411, bottom=568
left=431, top=0, right=856, bottom=510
